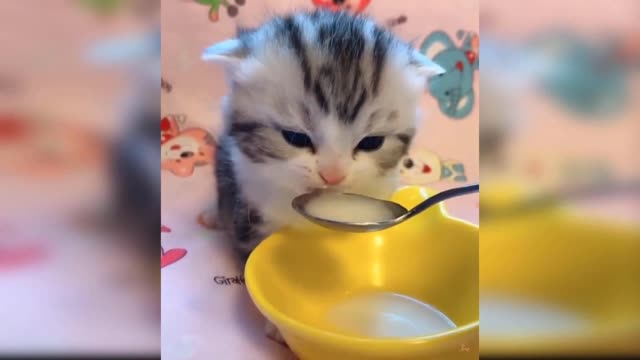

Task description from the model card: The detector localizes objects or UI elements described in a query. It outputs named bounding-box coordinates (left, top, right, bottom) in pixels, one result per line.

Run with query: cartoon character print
left=527, top=30, right=627, bottom=118
left=161, top=224, right=187, bottom=268
left=161, top=115, right=216, bottom=177
left=76, top=0, right=126, bottom=16
left=161, top=115, right=181, bottom=143
left=77, top=0, right=158, bottom=18
left=312, top=0, right=371, bottom=13
left=0, top=113, right=103, bottom=177
left=399, top=149, right=467, bottom=185
left=191, top=0, right=246, bottom=22
left=0, top=223, right=48, bottom=271
left=420, top=30, right=479, bottom=119
left=614, top=32, right=640, bottom=67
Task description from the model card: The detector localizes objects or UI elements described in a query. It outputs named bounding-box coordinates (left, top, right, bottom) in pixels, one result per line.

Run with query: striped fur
left=235, top=11, right=393, bottom=124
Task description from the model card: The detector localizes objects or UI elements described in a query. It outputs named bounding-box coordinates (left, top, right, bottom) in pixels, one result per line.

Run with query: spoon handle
left=403, top=184, right=480, bottom=220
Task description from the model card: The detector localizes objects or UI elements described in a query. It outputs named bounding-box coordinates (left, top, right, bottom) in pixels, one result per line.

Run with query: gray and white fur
left=203, top=10, right=444, bottom=262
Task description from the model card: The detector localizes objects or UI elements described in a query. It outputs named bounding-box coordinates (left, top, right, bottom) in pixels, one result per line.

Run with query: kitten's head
left=203, top=10, right=443, bottom=198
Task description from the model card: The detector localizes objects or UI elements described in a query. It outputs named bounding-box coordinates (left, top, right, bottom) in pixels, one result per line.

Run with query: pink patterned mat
left=161, top=1, right=478, bottom=358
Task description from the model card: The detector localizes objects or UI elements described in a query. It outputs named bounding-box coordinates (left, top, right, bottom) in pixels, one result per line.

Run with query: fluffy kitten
left=203, top=10, right=443, bottom=261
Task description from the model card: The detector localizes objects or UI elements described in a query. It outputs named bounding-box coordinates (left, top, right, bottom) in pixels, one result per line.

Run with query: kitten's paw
left=197, top=210, right=219, bottom=230
left=264, top=321, right=288, bottom=348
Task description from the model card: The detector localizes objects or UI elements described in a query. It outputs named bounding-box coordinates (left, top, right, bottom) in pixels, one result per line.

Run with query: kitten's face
left=206, top=11, right=443, bottom=198
left=226, top=62, right=420, bottom=197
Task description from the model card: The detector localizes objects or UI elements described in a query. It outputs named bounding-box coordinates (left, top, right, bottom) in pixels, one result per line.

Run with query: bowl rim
left=244, top=190, right=479, bottom=347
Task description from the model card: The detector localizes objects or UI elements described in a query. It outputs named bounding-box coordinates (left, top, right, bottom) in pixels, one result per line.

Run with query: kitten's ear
left=201, top=39, right=248, bottom=65
left=411, top=50, right=446, bottom=78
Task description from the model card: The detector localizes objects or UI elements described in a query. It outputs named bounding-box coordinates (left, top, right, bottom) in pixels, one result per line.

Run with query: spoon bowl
left=292, top=184, right=479, bottom=232
left=292, top=191, right=409, bottom=232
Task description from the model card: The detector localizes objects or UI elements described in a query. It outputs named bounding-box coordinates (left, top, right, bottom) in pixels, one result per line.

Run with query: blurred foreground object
left=0, top=0, right=159, bottom=356
left=86, top=26, right=161, bottom=257
left=480, top=0, right=640, bottom=357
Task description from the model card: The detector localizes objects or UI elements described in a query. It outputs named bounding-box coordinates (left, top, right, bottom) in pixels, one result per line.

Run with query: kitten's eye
left=281, top=130, right=313, bottom=149
left=356, top=136, right=385, bottom=152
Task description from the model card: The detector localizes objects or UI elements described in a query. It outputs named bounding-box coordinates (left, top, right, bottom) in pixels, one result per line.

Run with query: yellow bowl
left=480, top=182, right=640, bottom=357
left=245, top=186, right=478, bottom=360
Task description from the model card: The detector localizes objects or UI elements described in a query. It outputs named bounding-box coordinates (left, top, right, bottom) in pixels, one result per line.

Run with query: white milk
left=480, top=295, right=590, bottom=337
left=305, top=193, right=396, bottom=223
left=326, top=292, right=456, bottom=338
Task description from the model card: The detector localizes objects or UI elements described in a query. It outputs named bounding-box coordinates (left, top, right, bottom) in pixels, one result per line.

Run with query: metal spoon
left=292, top=183, right=479, bottom=232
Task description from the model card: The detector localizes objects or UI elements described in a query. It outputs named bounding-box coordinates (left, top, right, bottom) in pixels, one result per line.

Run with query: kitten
left=203, top=8, right=443, bottom=346
left=204, top=10, right=443, bottom=261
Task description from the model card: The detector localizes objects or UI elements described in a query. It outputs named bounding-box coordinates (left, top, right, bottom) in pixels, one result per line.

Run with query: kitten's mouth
left=305, top=185, right=350, bottom=194
left=305, top=186, right=326, bottom=193
left=305, top=185, right=336, bottom=193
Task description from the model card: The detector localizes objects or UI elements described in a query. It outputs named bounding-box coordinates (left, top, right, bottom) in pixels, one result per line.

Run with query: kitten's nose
left=319, top=170, right=346, bottom=186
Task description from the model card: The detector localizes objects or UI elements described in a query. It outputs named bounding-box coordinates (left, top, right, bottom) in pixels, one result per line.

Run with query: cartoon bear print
left=312, top=0, right=371, bottom=13
left=161, top=115, right=215, bottom=177
left=0, top=112, right=103, bottom=177
left=399, top=149, right=467, bottom=185
left=420, top=30, right=479, bottom=119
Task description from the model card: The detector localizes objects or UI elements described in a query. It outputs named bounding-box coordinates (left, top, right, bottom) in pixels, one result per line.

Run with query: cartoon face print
left=161, top=116, right=215, bottom=177
left=312, top=0, right=371, bottom=13
left=399, top=149, right=467, bottom=185
left=420, top=30, right=479, bottom=119
left=399, top=150, right=443, bottom=185
left=162, top=134, right=205, bottom=163
left=161, top=115, right=180, bottom=143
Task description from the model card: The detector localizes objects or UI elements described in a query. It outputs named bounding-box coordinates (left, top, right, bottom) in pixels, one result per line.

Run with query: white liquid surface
left=480, top=295, right=591, bottom=337
left=305, top=192, right=396, bottom=223
left=326, top=292, right=456, bottom=338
